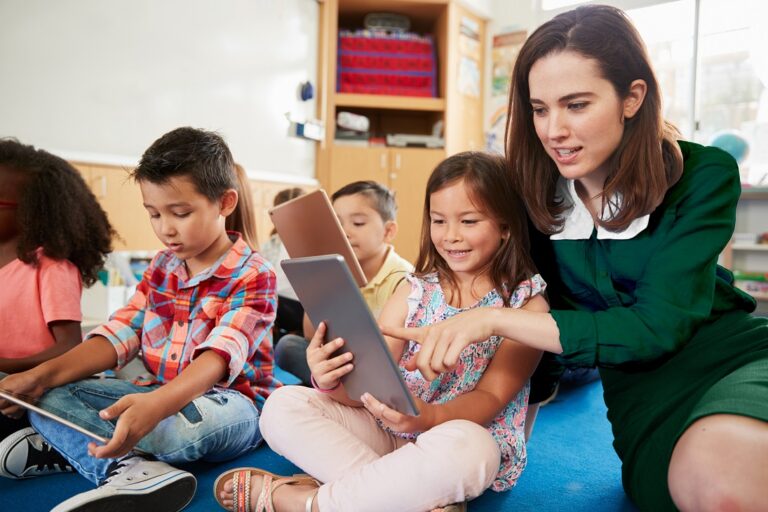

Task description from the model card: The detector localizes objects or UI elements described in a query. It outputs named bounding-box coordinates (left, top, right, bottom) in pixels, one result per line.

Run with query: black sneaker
left=50, top=455, right=196, bottom=512
left=0, top=427, right=75, bottom=478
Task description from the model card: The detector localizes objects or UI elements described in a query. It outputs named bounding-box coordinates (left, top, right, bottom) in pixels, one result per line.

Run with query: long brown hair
left=506, top=4, right=683, bottom=234
left=414, top=152, right=536, bottom=306
left=227, top=163, right=258, bottom=248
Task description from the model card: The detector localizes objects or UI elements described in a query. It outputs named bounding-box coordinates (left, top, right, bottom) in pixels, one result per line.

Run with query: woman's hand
left=0, top=369, right=49, bottom=418
left=88, top=391, right=167, bottom=459
left=306, top=321, right=354, bottom=390
left=361, top=392, right=435, bottom=434
left=381, top=308, right=498, bottom=381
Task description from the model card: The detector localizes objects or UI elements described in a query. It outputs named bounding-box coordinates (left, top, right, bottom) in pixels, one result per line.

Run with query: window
left=695, top=0, right=768, bottom=184
left=535, top=0, right=767, bottom=184
left=626, top=1, right=696, bottom=137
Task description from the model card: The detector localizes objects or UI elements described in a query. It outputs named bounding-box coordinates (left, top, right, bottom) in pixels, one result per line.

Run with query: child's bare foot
left=218, top=471, right=318, bottom=512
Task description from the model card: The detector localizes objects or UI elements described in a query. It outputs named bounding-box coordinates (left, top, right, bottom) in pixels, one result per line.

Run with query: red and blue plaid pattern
left=88, top=234, right=280, bottom=406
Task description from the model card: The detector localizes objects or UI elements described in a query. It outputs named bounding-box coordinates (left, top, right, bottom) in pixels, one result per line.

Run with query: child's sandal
left=213, top=466, right=319, bottom=512
left=431, top=502, right=468, bottom=512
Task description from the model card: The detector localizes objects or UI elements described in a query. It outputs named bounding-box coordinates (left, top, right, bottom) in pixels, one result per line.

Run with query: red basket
left=337, top=31, right=437, bottom=97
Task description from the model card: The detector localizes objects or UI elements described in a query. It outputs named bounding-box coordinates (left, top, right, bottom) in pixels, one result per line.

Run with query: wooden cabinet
left=329, top=146, right=444, bottom=263
left=72, top=160, right=316, bottom=252
left=72, top=162, right=163, bottom=252
left=315, top=0, right=486, bottom=264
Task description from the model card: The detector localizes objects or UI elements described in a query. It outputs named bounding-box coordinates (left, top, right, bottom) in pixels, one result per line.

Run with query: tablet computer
left=0, top=389, right=108, bottom=444
left=269, top=189, right=367, bottom=287
left=281, top=255, right=418, bottom=416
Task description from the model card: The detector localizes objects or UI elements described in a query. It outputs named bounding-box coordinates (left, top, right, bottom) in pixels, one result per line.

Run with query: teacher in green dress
left=383, top=4, right=768, bottom=511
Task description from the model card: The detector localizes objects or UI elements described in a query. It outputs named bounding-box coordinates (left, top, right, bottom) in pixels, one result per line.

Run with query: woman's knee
left=669, top=414, right=768, bottom=512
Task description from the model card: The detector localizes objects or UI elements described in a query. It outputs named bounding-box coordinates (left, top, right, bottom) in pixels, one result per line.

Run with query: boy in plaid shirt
left=0, top=127, right=277, bottom=512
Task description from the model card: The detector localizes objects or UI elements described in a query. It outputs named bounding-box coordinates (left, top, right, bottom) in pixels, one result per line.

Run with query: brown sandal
left=431, top=502, right=468, bottom=512
left=213, top=467, right=320, bottom=512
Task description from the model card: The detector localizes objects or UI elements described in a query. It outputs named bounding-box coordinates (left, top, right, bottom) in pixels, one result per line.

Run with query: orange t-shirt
left=0, top=253, right=82, bottom=358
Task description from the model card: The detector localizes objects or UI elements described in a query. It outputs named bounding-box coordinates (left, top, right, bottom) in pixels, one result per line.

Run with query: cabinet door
left=89, top=166, right=163, bottom=251
left=389, top=148, right=445, bottom=264
left=328, top=146, right=389, bottom=195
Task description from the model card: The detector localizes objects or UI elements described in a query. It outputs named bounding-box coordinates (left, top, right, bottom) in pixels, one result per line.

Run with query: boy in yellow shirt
left=275, top=181, right=413, bottom=384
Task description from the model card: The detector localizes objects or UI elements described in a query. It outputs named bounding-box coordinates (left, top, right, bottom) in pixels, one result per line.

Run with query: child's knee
left=37, top=382, right=85, bottom=413
left=259, top=385, right=315, bottom=440
left=436, top=420, right=501, bottom=479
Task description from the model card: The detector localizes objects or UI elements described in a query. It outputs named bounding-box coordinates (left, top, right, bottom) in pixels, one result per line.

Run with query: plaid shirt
left=88, top=234, right=280, bottom=406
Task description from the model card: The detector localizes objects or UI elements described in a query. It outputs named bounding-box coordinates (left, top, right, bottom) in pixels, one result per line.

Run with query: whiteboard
left=0, top=0, right=318, bottom=180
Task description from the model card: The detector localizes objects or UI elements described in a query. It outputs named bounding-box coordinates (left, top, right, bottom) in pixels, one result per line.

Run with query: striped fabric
left=88, top=234, right=280, bottom=406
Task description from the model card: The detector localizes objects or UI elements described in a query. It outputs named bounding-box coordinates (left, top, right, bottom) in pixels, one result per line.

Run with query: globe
left=709, top=130, right=750, bottom=164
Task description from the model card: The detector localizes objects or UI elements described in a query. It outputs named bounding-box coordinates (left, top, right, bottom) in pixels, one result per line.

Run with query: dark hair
left=227, top=163, right=257, bottom=248
left=0, top=138, right=114, bottom=286
left=270, top=187, right=305, bottom=235
left=132, top=127, right=249, bottom=237
left=331, top=180, right=396, bottom=223
left=506, top=4, right=683, bottom=234
left=415, top=151, right=536, bottom=306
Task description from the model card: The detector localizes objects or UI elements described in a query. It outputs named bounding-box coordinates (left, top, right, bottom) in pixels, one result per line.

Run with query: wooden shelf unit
left=740, top=187, right=768, bottom=201
left=334, top=93, right=446, bottom=111
left=731, top=243, right=768, bottom=251
left=315, top=0, right=487, bottom=262
left=72, top=161, right=316, bottom=251
left=722, top=186, right=768, bottom=315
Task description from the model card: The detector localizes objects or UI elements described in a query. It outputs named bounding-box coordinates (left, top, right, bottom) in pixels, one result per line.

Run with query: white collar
left=550, top=178, right=649, bottom=240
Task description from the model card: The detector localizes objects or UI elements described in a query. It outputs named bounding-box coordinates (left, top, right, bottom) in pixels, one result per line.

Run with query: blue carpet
left=0, top=378, right=637, bottom=511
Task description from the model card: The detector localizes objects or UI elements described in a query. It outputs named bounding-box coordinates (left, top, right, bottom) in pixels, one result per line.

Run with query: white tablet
left=281, top=255, right=418, bottom=416
left=0, top=389, right=108, bottom=444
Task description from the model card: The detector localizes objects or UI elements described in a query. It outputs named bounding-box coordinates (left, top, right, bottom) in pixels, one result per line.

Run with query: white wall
left=491, top=0, right=538, bottom=32
left=460, top=0, right=495, bottom=17
left=0, top=0, right=319, bottom=181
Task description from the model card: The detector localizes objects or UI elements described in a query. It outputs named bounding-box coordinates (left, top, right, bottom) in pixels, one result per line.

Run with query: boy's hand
left=0, top=369, right=48, bottom=418
left=361, top=392, right=434, bottom=434
left=88, top=392, right=166, bottom=459
left=306, top=321, right=354, bottom=390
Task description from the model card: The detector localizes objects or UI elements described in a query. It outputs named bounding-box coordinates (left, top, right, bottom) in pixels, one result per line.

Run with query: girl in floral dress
left=214, top=151, right=548, bottom=512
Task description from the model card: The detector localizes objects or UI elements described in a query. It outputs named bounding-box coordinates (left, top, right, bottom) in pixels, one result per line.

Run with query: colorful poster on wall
left=486, top=30, right=527, bottom=153
left=457, top=16, right=481, bottom=98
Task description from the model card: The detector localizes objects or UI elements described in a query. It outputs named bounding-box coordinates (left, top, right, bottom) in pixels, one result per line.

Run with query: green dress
left=531, top=141, right=768, bottom=510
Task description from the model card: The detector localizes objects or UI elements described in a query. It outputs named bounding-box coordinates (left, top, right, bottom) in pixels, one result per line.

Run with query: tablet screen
left=282, top=255, right=418, bottom=416
left=0, top=389, right=109, bottom=444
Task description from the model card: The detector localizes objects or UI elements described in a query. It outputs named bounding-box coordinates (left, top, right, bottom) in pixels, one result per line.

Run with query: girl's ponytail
left=227, top=163, right=258, bottom=248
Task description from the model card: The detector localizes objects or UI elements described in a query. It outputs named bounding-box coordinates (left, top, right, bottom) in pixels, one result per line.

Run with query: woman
left=383, top=5, right=768, bottom=511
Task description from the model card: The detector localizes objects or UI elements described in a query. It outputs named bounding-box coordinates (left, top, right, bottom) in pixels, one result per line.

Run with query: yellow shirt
left=361, top=245, right=414, bottom=318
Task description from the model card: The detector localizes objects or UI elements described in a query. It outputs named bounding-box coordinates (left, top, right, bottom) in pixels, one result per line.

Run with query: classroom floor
left=0, top=377, right=637, bottom=511
left=0, top=381, right=636, bottom=512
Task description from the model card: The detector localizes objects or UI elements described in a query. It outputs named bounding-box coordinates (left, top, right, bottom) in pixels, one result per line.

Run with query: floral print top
left=394, top=272, right=546, bottom=491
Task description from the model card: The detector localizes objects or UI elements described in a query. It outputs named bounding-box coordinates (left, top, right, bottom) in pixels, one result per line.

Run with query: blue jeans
left=274, top=334, right=311, bottom=386
left=29, top=378, right=262, bottom=485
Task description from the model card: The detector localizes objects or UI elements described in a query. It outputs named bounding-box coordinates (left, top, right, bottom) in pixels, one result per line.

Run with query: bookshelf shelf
left=334, top=93, right=445, bottom=112
left=731, top=243, right=768, bottom=251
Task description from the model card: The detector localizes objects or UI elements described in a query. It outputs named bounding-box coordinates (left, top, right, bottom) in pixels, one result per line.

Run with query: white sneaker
left=0, top=427, right=74, bottom=479
left=51, top=455, right=196, bottom=512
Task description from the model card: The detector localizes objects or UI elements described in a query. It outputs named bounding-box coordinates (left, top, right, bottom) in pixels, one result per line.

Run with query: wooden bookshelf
left=334, top=93, right=445, bottom=111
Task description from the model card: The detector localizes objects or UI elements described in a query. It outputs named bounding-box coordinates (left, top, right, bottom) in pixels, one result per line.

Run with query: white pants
left=259, top=386, right=501, bottom=512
